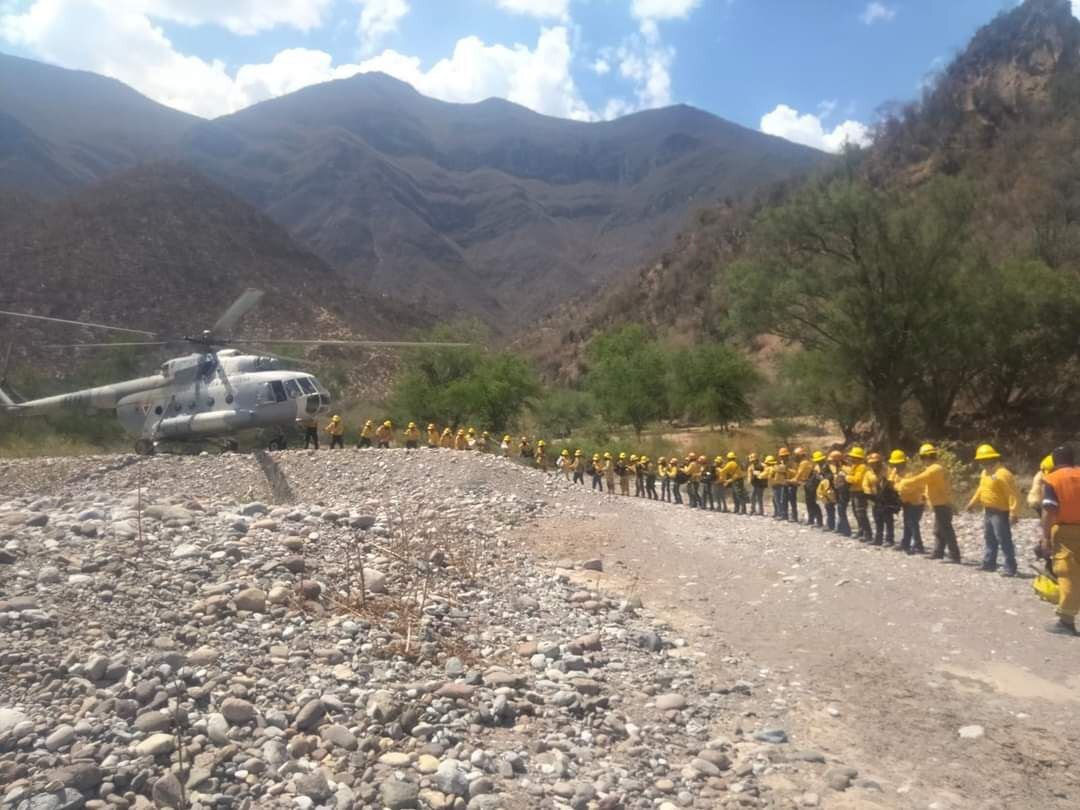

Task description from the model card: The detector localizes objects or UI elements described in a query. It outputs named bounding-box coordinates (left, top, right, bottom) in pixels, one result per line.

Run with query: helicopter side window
left=283, top=380, right=302, bottom=399
left=269, top=381, right=287, bottom=403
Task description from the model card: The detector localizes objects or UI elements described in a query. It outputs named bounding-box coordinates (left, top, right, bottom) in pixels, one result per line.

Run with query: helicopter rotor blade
left=42, top=342, right=175, bottom=349
left=220, top=339, right=472, bottom=348
left=0, top=310, right=159, bottom=338
left=211, top=289, right=264, bottom=336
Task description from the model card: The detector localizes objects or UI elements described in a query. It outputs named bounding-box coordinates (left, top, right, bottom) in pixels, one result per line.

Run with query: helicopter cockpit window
left=269, top=381, right=288, bottom=403
left=283, top=379, right=302, bottom=399
left=297, top=378, right=316, bottom=395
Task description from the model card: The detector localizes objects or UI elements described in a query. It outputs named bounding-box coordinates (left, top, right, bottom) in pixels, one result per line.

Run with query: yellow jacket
left=685, top=461, right=701, bottom=482
left=656, top=464, right=667, bottom=480
left=967, top=466, right=1019, bottom=516
left=326, top=420, right=345, bottom=436
left=666, top=463, right=679, bottom=479
left=427, top=428, right=440, bottom=445
left=847, top=463, right=867, bottom=491
left=816, top=477, right=836, bottom=504
left=891, top=468, right=922, bottom=506
left=404, top=427, right=420, bottom=442
left=862, top=467, right=881, bottom=496
left=360, top=422, right=375, bottom=439
left=901, top=463, right=951, bottom=507
left=721, top=460, right=743, bottom=484
left=375, top=424, right=392, bottom=442
left=794, top=459, right=814, bottom=484
left=454, top=434, right=469, bottom=450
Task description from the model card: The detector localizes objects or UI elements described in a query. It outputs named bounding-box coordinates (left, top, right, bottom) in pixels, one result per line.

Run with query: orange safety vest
left=1045, top=467, right=1080, bottom=525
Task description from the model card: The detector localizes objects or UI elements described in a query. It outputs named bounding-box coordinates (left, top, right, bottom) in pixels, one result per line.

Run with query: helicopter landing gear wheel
left=134, top=439, right=156, bottom=456
left=223, top=439, right=239, bottom=453
left=268, top=436, right=287, bottom=451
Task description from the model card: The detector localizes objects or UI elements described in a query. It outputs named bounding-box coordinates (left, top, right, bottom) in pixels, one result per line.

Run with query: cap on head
left=727, top=451, right=737, bottom=460
left=765, top=455, right=777, bottom=465
left=1051, top=445, right=1076, bottom=468
left=828, top=450, right=842, bottom=462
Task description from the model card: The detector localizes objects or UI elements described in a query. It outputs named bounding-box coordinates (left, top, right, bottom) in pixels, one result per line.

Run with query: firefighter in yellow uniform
left=375, top=420, right=393, bottom=449
left=403, top=422, right=421, bottom=449
left=604, top=452, right=616, bottom=494
left=1041, top=445, right=1080, bottom=636
left=427, top=423, right=440, bottom=448
left=769, top=453, right=788, bottom=519
left=590, top=454, right=605, bottom=491
left=657, top=457, right=670, bottom=502
left=559, top=448, right=573, bottom=481
left=454, top=429, right=468, bottom=450
left=847, top=447, right=871, bottom=540
left=535, top=440, right=548, bottom=471
left=358, top=419, right=375, bottom=448
left=573, top=449, right=585, bottom=485
left=440, top=427, right=454, bottom=449
left=966, top=444, right=1020, bottom=576
left=792, top=447, right=814, bottom=524
left=326, top=414, right=345, bottom=449
left=300, top=416, right=319, bottom=449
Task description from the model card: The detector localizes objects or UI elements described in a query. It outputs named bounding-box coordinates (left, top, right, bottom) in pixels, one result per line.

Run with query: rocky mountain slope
left=0, top=163, right=429, bottom=386
left=0, top=55, right=825, bottom=328
left=531, top=0, right=1080, bottom=380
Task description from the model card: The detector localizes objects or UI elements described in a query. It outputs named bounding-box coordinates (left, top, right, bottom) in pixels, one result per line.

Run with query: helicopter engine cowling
left=156, top=410, right=256, bottom=438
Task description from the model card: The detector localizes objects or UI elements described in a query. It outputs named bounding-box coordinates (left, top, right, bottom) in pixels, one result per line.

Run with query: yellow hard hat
left=593, top=454, right=600, bottom=460
left=765, top=455, right=777, bottom=465
left=888, top=450, right=907, bottom=465
left=630, top=454, right=638, bottom=461
left=467, top=427, right=475, bottom=434
left=657, top=456, right=666, bottom=463
left=811, top=451, right=826, bottom=463
left=918, top=443, right=938, bottom=457
left=443, top=427, right=451, bottom=435
left=604, top=452, right=612, bottom=459
left=561, top=449, right=570, bottom=456
left=503, top=434, right=510, bottom=442
left=619, top=452, right=627, bottom=460
left=457, top=429, right=465, bottom=435
left=727, top=452, right=737, bottom=460
left=1040, top=455, right=1055, bottom=474
left=641, top=456, right=649, bottom=463
left=521, top=436, right=528, bottom=441
left=748, top=452, right=758, bottom=461
left=331, top=415, right=341, bottom=422
left=364, top=419, right=372, bottom=425
left=778, top=447, right=791, bottom=458
left=574, top=449, right=582, bottom=456
left=975, top=444, right=1000, bottom=461
left=714, top=456, right=723, bottom=463
left=848, top=447, right=866, bottom=460
left=697, top=455, right=706, bottom=462
left=408, top=422, right=416, bottom=428
left=537, top=440, right=545, bottom=447
left=483, top=431, right=490, bottom=437
left=828, top=450, right=843, bottom=462
left=427, top=423, right=435, bottom=430
left=383, top=420, right=392, bottom=428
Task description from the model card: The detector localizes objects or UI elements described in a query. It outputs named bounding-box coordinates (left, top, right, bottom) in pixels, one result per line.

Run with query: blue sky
left=0, top=0, right=1053, bottom=151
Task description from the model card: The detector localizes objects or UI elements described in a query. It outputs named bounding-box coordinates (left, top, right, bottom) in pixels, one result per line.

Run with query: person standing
left=572, top=450, right=586, bottom=484
left=644, top=456, right=658, bottom=500
left=358, top=419, right=375, bottom=448
left=966, top=444, right=1020, bottom=576
left=847, top=447, right=872, bottom=541
left=658, top=457, right=670, bottom=502
left=326, top=415, right=345, bottom=449
left=670, top=457, right=684, bottom=505
left=687, top=455, right=704, bottom=508
left=830, top=451, right=851, bottom=537
left=616, top=453, right=630, bottom=496
left=375, top=420, right=394, bottom=449
left=427, top=423, right=440, bottom=449
left=519, top=436, right=533, bottom=459
left=748, top=453, right=767, bottom=516
left=1040, top=445, right=1080, bottom=636
left=604, top=452, right=617, bottom=495
left=901, top=443, right=960, bottom=562
left=892, top=451, right=926, bottom=554
left=590, top=454, right=605, bottom=492
left=1028, top=455, right=1055, bottom=517
left=805, top=451, right=825, bottom=528
left=440, top=428, right=455, bottom=449
left=863, top=452, right=886, bottom=545
left=765, top=455, right=784, bottom=518
left=500, top=434, right=512, bottom=456
left=817, top=460, right=837, bottom=531
left=300, top=416, right=319, bottom=450
left=722, top=452, right=745, bottom=515
left=535, top=440, right=549, bottom=471
left=403, top=422, right=420, bottom=449
left=700, top=457, right=716, bottom=510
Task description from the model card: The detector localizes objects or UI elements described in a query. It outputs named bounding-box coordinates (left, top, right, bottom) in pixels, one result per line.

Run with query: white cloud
left=591, top=57, right=610, bottom=75
left=1073, top=0, right=1080, bottom=18
left=356, top=27, right=595, bottom=120
left=630, top=0, right=700, bottom=22
left=357, top=0, right=409, bottom=54
left=760, top=104, right=872, bottom=153
left=492, top=0, right=570, bottom=21
left=860, top=2, right=896, bottom=25
left=1, top=1, right=597, bottom=121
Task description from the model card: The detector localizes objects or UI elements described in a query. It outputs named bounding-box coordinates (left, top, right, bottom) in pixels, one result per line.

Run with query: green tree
left=668, top=343, right=760, bottom=427
left=390, top=322, right=540, bottom=433
left=531, top=388, right=593, bottom=438
left=728, top=174, right=976, bottom=445
left=585, top=325, right=667, bottom=440
left=772, top=349, right=870, bottom=443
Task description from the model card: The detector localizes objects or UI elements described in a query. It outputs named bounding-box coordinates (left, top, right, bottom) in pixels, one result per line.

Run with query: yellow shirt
left=967, top=466, right=1019, bottom=515
left=847, top=463, right=866, bottom=490
left=901, top=463, right=951, bottom=507
left=794, top=459, right=814, bottom=484
left=360, top=423, right=375, bottom=438
left=893, top=468, right=924, bottom=505
left=326, top=420, right=345, bottom=436
left=376, top=425, right=392, bottom=442
left=816, top=477, right=836, bottom=504
left=427, top=428, right=440, bottom=445
left=862, top=467, right=881, bottom=496
left=721, top=460, right=743, bottom=483
left=657, top=465, right=667, bottom=480
left=686, top=461, right=701, bottom=482
left=404, top=427, right=420, bottom=442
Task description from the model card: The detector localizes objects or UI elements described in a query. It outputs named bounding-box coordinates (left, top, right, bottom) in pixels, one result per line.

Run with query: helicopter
left=0, top=289, right=464, bottom=454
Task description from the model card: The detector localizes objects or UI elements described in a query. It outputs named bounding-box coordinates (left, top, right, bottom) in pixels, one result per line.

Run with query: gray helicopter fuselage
left=6, top=351, right=331, bottom=442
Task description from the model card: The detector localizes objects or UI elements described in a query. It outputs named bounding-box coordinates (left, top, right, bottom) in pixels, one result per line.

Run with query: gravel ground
left=0, top=449, right=1076, bottom=810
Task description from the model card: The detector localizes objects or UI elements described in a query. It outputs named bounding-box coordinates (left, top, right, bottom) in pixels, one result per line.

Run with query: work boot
left=1000, top=568, right=1017, bottom=578
left=1046, top=618, right=1078, bottom=636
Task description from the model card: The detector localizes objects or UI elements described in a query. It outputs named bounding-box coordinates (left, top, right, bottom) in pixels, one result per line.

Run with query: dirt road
left=528, top=494, right=1080, bottom=810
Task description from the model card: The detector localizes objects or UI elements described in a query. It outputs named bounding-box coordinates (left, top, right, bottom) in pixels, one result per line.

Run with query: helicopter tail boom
left=0, top=381, right=21, bottom=410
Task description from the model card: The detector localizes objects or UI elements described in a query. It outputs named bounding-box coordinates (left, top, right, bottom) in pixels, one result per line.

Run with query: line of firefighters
left=304, top=415, right=1078, bottom=636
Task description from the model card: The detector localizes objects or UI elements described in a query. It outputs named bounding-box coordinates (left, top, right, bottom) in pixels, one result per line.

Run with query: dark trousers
left=872, top=500, right=894, bottom=545
left=806, top=487, right=822, bottom=527
left=852, top=493, right=872, bottom=540
left=982, top=508, right=1017, bottom=573
left=751, top=486, right=765, bottom=515
left=932, top=505, right=960, bottom=561
left=732, top=482, right=746, bottom=514
left=673, top=481, right=683, bottom=505
left=358, top=437, right=371, bottom=448
left=772, top=487, right=784, bottom=519
left=785, top=485, right=799, bottom=522
left=836, top=489, right=852, bottom=536
left=661, top=478, right=671, bottom=501
left=304, top=428, right=319, bottom=450
left=591, top=475, right=603, bottom=491
left=329, top=434, right=344, bottom=449
left=900, top=504, right=924, bottom=551
left=573, top=470, right=585, bottom=485
left=646, top=478, right=658, bottom=499
left=700, top=481, right=714, bottom=510
left=377, top=441, right=390, bottom=449
left=405, top=440, right=418, bottom=449
left=825, top=502, right=836, bottom=531
left=688, top=481, right=700, bottom=508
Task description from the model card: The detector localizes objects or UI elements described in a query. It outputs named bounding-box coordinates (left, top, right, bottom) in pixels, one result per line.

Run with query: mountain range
left=0, top=50, right=825, bottom=332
